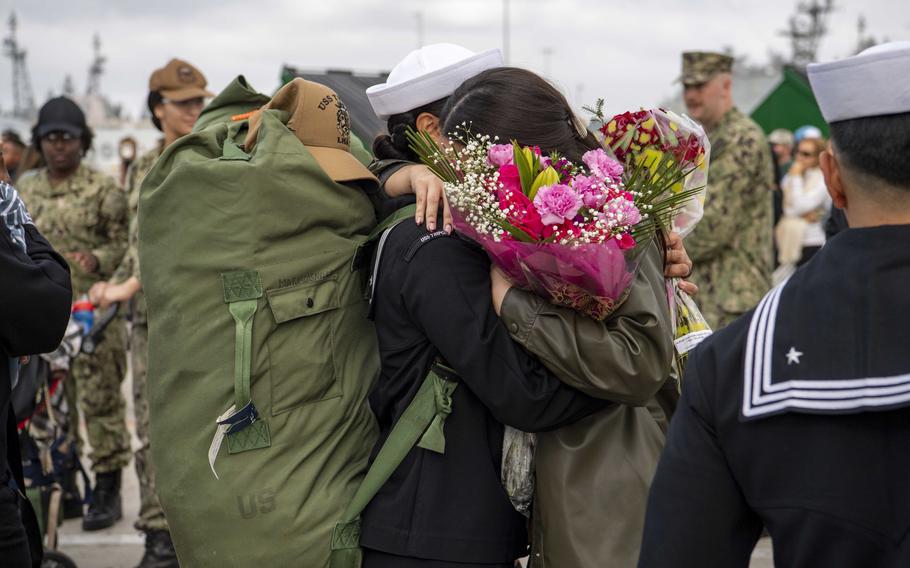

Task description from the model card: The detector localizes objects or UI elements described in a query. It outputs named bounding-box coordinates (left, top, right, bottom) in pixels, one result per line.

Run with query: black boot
left=61, top=467, right=84, bottom=520
left=137, top=530, right=180, bottom=568
left=82, top=470, right=122, bottom=531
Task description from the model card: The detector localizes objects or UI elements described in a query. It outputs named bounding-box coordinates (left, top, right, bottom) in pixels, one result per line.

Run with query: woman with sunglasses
left=776, top=136, right=832, bottom=269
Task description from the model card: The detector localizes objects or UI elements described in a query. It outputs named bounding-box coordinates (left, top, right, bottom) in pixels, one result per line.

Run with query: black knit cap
left=35, top=96, right=87, bottom=138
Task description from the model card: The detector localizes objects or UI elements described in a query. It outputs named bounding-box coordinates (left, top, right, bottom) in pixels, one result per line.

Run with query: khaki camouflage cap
left=149, top=58, right=214, bottom=101
left=679, top=51, right=734, bottom=86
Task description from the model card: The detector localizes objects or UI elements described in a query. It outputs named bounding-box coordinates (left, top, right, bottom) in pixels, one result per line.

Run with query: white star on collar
left=786, top=347, right=804, bottom=365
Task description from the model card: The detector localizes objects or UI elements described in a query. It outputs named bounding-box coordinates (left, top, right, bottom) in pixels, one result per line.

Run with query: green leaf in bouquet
left=631, top=185, right=705, bottom=242
left=582, top=98, right=606, bottom=120
left=494, top=219, right=537, bottom=243
left=528, top=166, right=560, bottom=200
left=405, top=126, right=460, bottom=183
left=512, top=141, right=536, bottom=196
left=541, top=232, right=560, bottom=244
left=582, top=98, right=607, bottom=130
left=611, top=128, right=637, bottom=155
left=622, top=147, right=706, bottom=246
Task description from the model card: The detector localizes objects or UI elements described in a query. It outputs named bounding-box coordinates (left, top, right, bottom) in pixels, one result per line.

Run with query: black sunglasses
left=42, top=131, right=78, bottom=143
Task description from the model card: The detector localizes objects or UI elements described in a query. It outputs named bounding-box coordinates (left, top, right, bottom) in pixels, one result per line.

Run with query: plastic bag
left=501, top=426, right=536, bottom=517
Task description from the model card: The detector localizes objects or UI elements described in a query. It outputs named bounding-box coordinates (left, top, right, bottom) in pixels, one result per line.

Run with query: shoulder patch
left=404, top=229, right=450, bottom=263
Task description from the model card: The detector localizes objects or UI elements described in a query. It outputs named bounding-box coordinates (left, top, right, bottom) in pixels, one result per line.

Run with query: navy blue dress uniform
left=639, top=42, right=910, bottom=567
left=360, top=218, right=606, bottom=567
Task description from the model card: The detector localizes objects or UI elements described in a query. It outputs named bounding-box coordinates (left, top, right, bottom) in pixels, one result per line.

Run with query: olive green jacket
left=500, top=239, right=676, bottom=568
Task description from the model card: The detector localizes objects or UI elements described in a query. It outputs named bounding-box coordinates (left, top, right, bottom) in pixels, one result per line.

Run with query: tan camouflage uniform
left=112, top=145, right=169, bottom=531
left=686, top=108, right=775, bottom=329
left=18, top=163, right=131, bottom=473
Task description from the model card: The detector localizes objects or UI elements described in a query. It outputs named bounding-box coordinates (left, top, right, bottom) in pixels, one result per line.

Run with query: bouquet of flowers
left=593, top=105, right=709, bottom=237
left=590, top=104, right=714, bottom=381
left=408, top=107, right=709, bottom=322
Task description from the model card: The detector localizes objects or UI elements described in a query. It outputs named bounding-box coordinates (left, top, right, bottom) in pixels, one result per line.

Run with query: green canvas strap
left=228, top=300, right=257, bottom=409
left=218, top=270, right=270, bottom=454
left=415, top=368, right=458, bottom=454
left=368, top=204, right=418, bottom=242
left=351, top=204, right=418, bottom=274
left=329, top=362, right=459, bottom=568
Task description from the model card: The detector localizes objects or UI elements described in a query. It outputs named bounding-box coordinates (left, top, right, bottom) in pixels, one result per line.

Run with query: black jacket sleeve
left=368, top=159, right=416, bottom=220
left=401, top=234, right=608, bottom=432
left=638, top=348, right=762, bottom=568
left=0, top=224, right=72, bottom=357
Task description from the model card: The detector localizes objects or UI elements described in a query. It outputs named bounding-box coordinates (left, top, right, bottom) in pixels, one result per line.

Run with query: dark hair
left=31, top=124, right=94, bottom=155
left=1, top=129, right=24, bottom=148
left=148, top=90, right=164, bottom=131
left=830, top=112, right=910, bottom=191
left=440, top=67, right=669, bottom=259
left=372, top=97, right=448, bottom=161
left=439, top=67, right=599, bottom=163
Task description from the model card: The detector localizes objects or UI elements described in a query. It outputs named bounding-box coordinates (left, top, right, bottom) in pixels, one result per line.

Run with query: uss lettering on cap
left=317, top=93, right=351, bottom=146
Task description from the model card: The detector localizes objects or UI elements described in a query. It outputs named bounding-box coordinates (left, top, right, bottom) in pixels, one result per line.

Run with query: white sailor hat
left=808, top=41, right=910, bottom=123
left=367, top=43, right=503, bottom=120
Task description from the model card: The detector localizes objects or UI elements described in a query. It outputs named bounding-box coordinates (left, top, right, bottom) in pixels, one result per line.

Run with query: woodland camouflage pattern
left=18, top=163, right=127, bottom=295
left=115, top=146, right=169, bottom=531
left=680, top=51, right=735, bottom=85
left=114, top=146, right=161, bottom=323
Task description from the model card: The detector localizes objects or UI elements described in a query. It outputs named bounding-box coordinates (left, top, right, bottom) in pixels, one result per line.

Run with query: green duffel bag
left=139, top=77, right=386, bottom=567
left=192, top=75, right=270, bottom=133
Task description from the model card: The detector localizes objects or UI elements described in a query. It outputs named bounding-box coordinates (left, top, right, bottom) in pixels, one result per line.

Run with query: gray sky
left=2, top=0, right=908, bottom=123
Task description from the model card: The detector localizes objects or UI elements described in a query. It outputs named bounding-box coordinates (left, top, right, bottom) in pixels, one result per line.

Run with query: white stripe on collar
left=742, top=276, right=910, bottom=419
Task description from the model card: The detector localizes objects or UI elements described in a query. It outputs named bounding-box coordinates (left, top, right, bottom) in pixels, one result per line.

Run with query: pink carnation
left=583, top=148, right=624, bottom=182
left=605, top=196, right=641, bottom=227
left=533, top=184, right=583, bottom=226
left=572, top=174, right=607, bottom=209
left=487, top=144, right=515, bottom=167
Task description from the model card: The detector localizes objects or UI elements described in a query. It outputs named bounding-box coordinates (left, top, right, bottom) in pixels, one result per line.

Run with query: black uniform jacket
left=1, top=222, right=71, bottom=480
left=639, top=224, right=910, bottom=567
left=1, top=221, right=70, bottom=567
left=360, top=220, right=607, bottom=564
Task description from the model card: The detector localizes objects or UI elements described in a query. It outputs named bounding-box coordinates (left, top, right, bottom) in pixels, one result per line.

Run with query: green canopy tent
left=750, top=66, right=829, bottom=137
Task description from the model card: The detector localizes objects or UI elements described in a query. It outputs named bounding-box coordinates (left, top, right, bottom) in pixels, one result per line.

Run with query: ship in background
left=0, top=12, right=159, bottom=183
